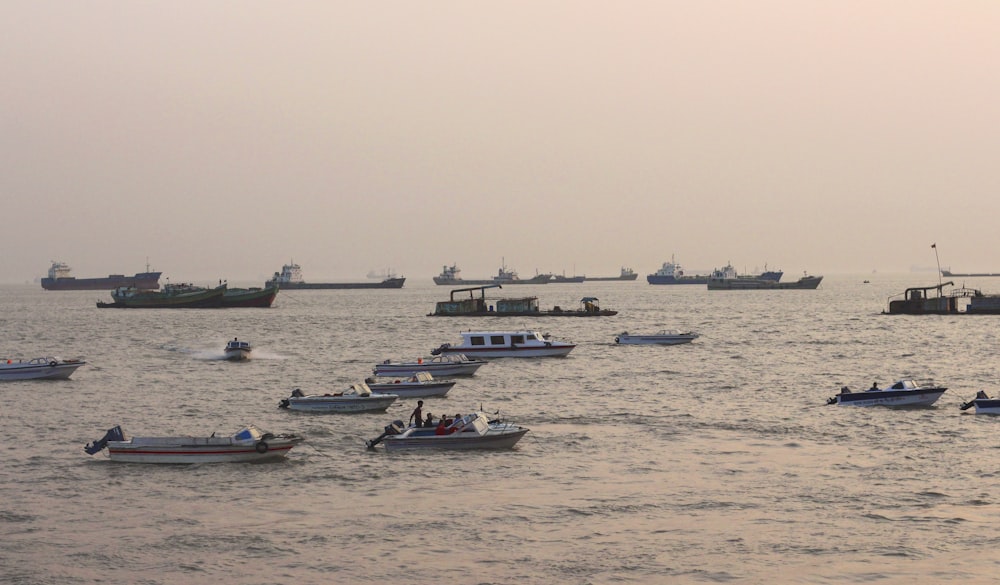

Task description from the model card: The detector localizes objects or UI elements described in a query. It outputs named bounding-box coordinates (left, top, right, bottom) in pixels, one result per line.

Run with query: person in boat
left=291, top=388, right=304, bottom=397
left=977, top=390, right=989, bottom=399
left=435, top=419, right=448, bottom=435
left=409, top=400, right=424, bottom=427
left=424, top=412, right=434, bottom=427
left=868, top=382, right=879, bottom=392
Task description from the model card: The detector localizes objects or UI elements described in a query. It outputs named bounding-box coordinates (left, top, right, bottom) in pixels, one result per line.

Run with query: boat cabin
left=461, top=330, right=547, bottom=348
left=885, top=282, right=983, bottom=314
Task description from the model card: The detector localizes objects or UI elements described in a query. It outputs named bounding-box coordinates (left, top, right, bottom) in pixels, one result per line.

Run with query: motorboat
left=365, top=411, right=529, bottom=450
left=224, top=338, right=252, bottom=361
left=428, top=285, right=617, bottom=316
left=960, top=391, right=1000, bottom=414
left=84, top=424, right=303, bottom=463
left=364, top=371, right=455, bottom=398
left=278, top=384, right=398, bottom=413
left=0, top=357, right=86, bottom=381
left=826, top=379, right=947, bottom=407
left=614, top=330, right=699, bottom=345
left=431, top=330, right=575, bottom=358
left=373, top=354, right=486, bottom=377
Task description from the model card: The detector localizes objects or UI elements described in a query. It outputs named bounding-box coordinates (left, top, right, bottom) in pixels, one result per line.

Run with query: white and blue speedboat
left=827, top=379, right=947, bottom=407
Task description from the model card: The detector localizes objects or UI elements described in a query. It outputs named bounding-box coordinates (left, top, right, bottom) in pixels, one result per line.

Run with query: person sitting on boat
left=424, top=412, right=434, bottom=427
left=409, top=400, right=424, bottom=428
left=868, top=382, right=879, bottom=392
left=435, top=419, right=448, bottom=435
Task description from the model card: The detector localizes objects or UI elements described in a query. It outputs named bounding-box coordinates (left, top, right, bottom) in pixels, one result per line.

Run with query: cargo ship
left=584, top=267, right=639, bottom=281
left=266, top=263, right=405, bottom=289
left=41, top=261, right=161, bottom=291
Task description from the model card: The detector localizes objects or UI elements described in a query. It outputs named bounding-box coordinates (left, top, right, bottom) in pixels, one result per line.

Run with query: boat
left=266, top=262, right=405, bottom=289
left=584, top=267, right=639, bottom=281
left=941, top=269, right=1000, bottom=277
left=646, top=257, right=714, bottom=285
left=960, top=391, right=1000, bottom=414
left=707, top=273, right=822, bottom=290
left=882, top=282, right=985, bottom=314
left=614, top=330, right=699, bottom=345
left=84, top=424, right=304, bottom=463
left=373, top=354, right=487, bottom=377
left=826, top=379, right=947, bottom=407
left=97, top=283, right=227, bottom=308
left=363, top=371, right=456, bottom=398
left=224, top=338, right=252, bottom=361
left=277, top=384, right=398, bottom=413
left=41, top=261, right=161, bottom=291
left=433, top=261, right=550, bottom=286
left=221, top=285, right=279, bottom=308
left=431, top=330, right=575, bottom=358
left=0, top=357, right=86, bottom=381
left=428, top=285, right=617, bottom=316
left=365, top=411, right=529, bottom=450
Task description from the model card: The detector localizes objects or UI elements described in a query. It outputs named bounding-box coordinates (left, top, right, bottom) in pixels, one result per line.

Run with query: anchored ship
left=41, top=261, right=161, bottom=291
left=267, top=262, right=405, bottom=289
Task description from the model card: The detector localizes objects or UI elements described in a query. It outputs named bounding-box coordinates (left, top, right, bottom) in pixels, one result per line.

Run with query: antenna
left=932, top=243, right=941, bottom=288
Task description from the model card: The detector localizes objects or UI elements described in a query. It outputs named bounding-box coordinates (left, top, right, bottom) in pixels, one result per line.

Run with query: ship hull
left=267, top=277, right=405, bottom=290
left=97, top=286, right=226, bottom=308
left=221, top=286, right=279, bottom=307
left=41, top=272, right=161, bottom=291
left=584, top=274, right=639, bottom=281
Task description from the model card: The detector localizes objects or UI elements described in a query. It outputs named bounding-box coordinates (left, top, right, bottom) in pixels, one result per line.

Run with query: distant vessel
left=941, top=269, right=1000, bottom=277
left=41, top=261, right=161, bottom=291
left=432, top=262, right=550, bottom=285
left=585, top=267, right=638, bottom=281
left=881, top=281, right=1000, bottom=315
left=97, top=283, right=228, bottom=308
left=267, top=263, right=405, bottom=289
left=647, top=257, right=713, bottom=285
left=428, top=285, right=617, bottom=317
left=707, top=273, right=822, bottom=290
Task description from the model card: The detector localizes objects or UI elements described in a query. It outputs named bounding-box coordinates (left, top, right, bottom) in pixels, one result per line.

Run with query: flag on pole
left=931, top=243, right=936, bottom=248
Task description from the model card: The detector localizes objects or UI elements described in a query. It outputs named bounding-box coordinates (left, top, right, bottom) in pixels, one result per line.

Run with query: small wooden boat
left=224, top=338, right=252, bottom=361
left=84, top=424, right=303, bottom=463
left=431, top=330, right=575, bottom=358
left=366, top=411, right=529, bottom=450
left=614, top=330, right=698, bottom=345
left=278, top=384, right=398, bottom=413
left=364, top=371, right=455, bottom=398
left=827, top=379, right=947, bottom=407
left=373, top=354, right=486, bottom=377
left=0, top=357, right=86, bottom=381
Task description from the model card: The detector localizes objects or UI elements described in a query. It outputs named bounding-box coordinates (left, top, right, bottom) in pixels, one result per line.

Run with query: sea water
left=2, top=274, right=1000, bottom=584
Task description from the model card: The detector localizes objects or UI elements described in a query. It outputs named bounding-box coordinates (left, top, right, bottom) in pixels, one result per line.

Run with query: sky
left=3, top=1, right=1000, bottom=284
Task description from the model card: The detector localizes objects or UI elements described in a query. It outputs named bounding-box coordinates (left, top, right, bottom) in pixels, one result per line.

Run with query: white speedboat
left=224, top=338, right=252, bottom=361
left=373, top=354, right=486, bottom=377
left=366, top=411, right=529, bottom=450
left=960, top=391, right=1000, bottom=414
left=615, top=330, right=699, bottom=345
left=364, top=371, right=455, bottom=398
left=278, top=384, right=398, bottom=413
left=431, top=330, right=575, bottom=358
left=827, top=379, right=947, bottom=407
left=0, top=357, right=86, bottom=381
left=84, top=424, right=303, bottom=463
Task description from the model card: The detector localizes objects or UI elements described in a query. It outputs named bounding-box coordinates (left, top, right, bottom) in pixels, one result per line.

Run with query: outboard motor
left=366, top=420, right=407, bottom=449
left=84, top=425, right=125, bottom=455
left=430, top=343, right=450, bottom=356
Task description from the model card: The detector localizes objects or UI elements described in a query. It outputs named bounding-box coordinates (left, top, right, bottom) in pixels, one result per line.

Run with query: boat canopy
left=349, top=383, right=373, bottom=397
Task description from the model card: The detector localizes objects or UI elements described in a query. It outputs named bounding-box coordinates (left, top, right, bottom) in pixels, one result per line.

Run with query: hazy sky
left=4, top=2, right=1000, bottom=284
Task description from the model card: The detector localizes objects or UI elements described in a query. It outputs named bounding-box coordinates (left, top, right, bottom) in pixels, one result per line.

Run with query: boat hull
left=707, top=276, right=823, bottom=290
left=833, top=388, right=946, bottom=407
left=0, top=360, right=85, bottom=381
left=647, top=275, right=710, bottom=285
left=41, top=272, right=161, bottom=291
left=971, top=399, right=1000, bottom=414
left=373, top=361, right=485, bottom=377
left=105, top=438, right=301, bottom=463
left=436, top=345, right=574, bottom=358
left=283, top=395, right=398, bottom=413
left=224, top=349, right=251, bottom=361
left=615, top=335, right=697, bottom=345
left=365, top=381, right=454, bottom=398
left=266, top=278, right=405, bottom=289
left=97, top=285, right=227, bottom=308
left=221, top=286, right=278, bottom=308
left=383, top=428, right=529, bottom=450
